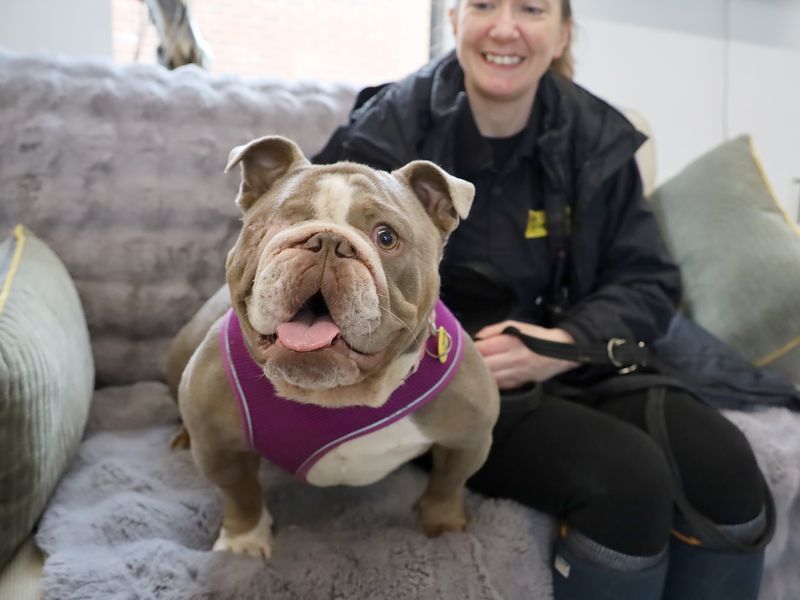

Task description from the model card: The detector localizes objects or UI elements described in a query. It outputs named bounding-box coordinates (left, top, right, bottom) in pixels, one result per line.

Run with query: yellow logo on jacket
left=525, top=210, right=547, bottom=239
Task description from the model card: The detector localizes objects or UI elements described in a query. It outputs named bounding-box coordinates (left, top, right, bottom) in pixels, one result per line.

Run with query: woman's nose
left=489, top=5, right=520, bottom=40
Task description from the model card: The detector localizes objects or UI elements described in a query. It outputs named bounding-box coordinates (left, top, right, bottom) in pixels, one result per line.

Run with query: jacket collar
left=429, top=52, right=558, bottom=178
left=343, top=50, right=646, bottom=207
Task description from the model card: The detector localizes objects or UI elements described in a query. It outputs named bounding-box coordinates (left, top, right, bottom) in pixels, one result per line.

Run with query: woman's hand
left=474, top=320, right=579, bottom=390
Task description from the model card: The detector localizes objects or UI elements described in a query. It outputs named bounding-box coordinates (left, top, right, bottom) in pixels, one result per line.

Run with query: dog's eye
left=373, top=225, right=399, bottom=251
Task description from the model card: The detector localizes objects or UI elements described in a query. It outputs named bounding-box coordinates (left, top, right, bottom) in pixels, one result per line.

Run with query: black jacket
left=314, top=51, right=682, bottom=348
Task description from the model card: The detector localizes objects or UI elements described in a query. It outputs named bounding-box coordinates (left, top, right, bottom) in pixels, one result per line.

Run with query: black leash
left=501, top=326, right=651, bottom=374
left=645, top=387, right=776, bottom=552
left=501, top=326, right=776, bottom=552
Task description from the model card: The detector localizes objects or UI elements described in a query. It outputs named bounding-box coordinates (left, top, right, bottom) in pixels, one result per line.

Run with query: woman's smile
left=483, top=52, right=525, bottom=66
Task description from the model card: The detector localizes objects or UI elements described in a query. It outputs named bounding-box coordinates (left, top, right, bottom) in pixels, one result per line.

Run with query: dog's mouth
left=257, top=292, right=371, bottom=356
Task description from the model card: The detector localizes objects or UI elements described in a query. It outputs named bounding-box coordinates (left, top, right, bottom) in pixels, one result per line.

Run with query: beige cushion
left=621, top=108, right=657, bottom=197
left=0, top=226, right=94, bottom=568
left=0, top=537, right=42, bottom=600
left=650, top=135, right=800, bottom=383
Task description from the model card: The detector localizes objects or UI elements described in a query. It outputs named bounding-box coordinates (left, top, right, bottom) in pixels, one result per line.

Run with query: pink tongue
left=276, top=313, right=341, bottom=352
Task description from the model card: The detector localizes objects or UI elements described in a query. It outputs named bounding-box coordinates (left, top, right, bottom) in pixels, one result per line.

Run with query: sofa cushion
left=0, top=225, right=94, bottom=569
left=0, top=50, right=359, bottom=386
left=650, top=135, right=800, bottom=383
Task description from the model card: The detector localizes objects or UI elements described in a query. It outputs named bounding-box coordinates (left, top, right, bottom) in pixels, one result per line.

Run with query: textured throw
left=0, top=50, right=359, bottom=387
left=36, top=383, right=800, bottom=599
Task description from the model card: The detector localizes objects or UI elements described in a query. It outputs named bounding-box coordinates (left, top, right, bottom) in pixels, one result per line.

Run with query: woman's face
left=450, top=0, right=571, bottom=104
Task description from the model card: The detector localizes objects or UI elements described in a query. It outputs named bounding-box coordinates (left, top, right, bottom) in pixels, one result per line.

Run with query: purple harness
left=220, top=300, right=464, bottom=482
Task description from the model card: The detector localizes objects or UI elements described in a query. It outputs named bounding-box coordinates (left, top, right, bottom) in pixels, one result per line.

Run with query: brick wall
left=112, top=0, right=432, bottom=85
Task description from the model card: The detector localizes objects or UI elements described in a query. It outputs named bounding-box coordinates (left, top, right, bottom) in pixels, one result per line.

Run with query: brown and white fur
left=166, top=136, right=499, bottom=558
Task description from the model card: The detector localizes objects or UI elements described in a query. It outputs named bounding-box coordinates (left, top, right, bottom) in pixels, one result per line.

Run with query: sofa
left=1, top=49, right=799, bottom=600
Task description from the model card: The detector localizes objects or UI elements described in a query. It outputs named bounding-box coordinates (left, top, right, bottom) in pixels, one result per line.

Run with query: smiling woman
left=450, top=0, right=573, bottom=136
left=453, top=0, right=573, bottom=74
left=314, top=0, right=774, bottom=598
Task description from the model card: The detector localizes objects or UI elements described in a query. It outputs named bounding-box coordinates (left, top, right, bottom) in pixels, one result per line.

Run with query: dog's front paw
left=212, top=510, right=273, bottom=559
left=415, top=495, right=468, bottom=537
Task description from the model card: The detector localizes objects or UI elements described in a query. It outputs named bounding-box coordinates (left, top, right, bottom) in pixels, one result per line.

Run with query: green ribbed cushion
left=650, top=135, right=800, bottom=383
left=0, top=226, right=94, bottom=568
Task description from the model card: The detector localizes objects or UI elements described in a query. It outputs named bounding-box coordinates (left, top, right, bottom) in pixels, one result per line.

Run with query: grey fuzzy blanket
left=36, top=382, right=554, bottom=599
left=36, top=383, right=800, bottom=599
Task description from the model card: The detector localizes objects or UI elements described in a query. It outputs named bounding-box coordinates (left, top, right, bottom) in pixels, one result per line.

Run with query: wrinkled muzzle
left=243, top=224, right=391, bottom=390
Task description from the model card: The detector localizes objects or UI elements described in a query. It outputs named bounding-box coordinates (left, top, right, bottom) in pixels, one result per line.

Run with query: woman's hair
left=451, top=0, right=575, bottom=80
left=550, top=0, right=573, bottom=80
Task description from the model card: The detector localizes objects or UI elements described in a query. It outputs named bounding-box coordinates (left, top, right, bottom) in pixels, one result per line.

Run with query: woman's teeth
left=485, top=53, right=523, bottom=65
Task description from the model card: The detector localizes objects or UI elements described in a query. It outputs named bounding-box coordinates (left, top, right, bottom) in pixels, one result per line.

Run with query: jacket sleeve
left=558, top=159, right=682, bottom=346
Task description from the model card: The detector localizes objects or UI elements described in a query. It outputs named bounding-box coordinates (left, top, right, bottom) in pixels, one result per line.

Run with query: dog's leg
left=415, top=434, right=492, bottom=537
left=192, top=447, right=273, bottom=558
left=169, top=424, right=191, bottom=450
left=177, top=319, right=272, bottom=556
left=166, top=285, right=231, bottom=400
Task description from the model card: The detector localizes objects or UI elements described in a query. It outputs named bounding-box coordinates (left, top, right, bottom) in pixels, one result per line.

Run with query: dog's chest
left=305, top=416, right=432, bottom=487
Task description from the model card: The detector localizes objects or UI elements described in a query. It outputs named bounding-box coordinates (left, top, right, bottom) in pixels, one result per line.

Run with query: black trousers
left=465, top=387, right=765, bottom=557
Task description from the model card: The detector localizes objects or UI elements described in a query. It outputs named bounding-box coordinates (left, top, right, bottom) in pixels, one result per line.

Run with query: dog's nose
left=300, top=231, right=356, bottom=259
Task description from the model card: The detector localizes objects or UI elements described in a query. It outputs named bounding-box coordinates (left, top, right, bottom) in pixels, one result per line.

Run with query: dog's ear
left=225, top=136, right=310, bottom=211
left=393, top=161, right=475, bottom=236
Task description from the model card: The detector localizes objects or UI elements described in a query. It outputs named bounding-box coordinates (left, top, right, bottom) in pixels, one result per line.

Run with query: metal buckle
left=607, top=337, right=638, bottom=374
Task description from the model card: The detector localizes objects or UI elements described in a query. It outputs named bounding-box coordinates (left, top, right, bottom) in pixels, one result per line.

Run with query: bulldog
left=167, top=135, right=499, bottom=558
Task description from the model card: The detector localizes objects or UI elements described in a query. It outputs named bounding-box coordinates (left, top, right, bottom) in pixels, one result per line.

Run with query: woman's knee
left=664, top=392, right=764, bottom=525
left=567, top=429, right=674, bottom=556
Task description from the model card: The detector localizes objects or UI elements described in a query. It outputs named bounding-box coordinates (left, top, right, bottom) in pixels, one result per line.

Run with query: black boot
left=661, top=538, right=765, bottom=600
left=551, top=539, right=668, bottom=600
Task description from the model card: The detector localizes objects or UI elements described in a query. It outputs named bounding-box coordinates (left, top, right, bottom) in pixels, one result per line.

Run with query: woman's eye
left=522, top=3, right=544, bottom=15
left=471, top=1, right=494, bottom=10
left=373, top=225, right=400, bottom=251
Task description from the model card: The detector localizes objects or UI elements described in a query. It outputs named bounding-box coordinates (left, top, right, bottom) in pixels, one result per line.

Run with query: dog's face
left=224, top=136, right=474, bottom=407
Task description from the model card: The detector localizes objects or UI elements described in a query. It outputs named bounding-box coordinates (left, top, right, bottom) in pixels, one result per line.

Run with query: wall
left=1, top=0, right=797, bottom=217
left=111, top=0, right=431, bottom=84
left=0, top=0, right=112, bottom=57
left=572, top=0, right=800, bottom=219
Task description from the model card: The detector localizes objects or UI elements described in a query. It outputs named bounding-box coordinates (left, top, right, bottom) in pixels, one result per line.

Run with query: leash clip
left=607, top=337, right=638, bottom=374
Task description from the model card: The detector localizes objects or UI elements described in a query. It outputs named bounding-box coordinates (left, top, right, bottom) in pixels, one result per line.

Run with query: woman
left=314, top=1, right=770, bottom=598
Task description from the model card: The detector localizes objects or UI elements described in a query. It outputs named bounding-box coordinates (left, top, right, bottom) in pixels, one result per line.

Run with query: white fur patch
left=306, top=416, right=433, bottom=487
left=366, top=349, right=424, bottom=407
left=213, top=508, right=273, bottom=558
left=315, top=174, right=356, bottom=225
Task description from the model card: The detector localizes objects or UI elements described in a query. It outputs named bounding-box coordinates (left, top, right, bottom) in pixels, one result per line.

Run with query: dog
left=167, top=135, right=499, bottom=558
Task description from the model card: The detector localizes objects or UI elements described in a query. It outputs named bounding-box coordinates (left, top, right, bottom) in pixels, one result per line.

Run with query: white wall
left=0, top=0, right=112, bottom=58
left=572, top=0, right=800, bottom=219
left=1, top=0, right=797, bottom=218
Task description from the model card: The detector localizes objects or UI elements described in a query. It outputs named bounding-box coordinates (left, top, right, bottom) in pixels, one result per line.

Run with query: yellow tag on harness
left=437, top=326, right=451, bottom=364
